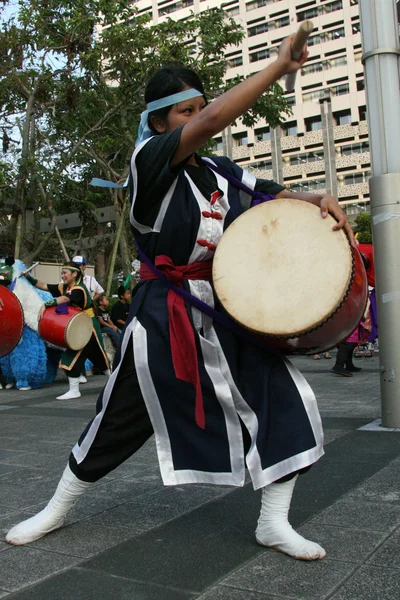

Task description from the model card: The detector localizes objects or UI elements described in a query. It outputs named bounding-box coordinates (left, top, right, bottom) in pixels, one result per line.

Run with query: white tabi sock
left=256, top=475, right=326, bottom=561
left=56, top=377, right=81, bottom=400
left=79, top=375, right=88, bottom=384
left=5, top=465, right=93, bottom=546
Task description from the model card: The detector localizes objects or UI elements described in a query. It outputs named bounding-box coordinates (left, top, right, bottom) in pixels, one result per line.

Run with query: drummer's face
left=153, top=94, right=207, bottom=134
left=61, top=269, right=75, bottom=285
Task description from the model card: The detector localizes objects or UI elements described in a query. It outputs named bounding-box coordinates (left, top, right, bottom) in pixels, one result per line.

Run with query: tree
left=354, top=211, right=372, bottom=243
left=0, top=0, right=292, bottom=286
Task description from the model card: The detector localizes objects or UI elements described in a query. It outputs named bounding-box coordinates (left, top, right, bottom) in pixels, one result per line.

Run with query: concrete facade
left=137, top=0, right=369, bottom=215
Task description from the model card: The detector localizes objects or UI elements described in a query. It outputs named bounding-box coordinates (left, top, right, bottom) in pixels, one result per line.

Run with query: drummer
left=7, top=36, right=352, bottom=559
left=22, top=261, right=110, bottom=400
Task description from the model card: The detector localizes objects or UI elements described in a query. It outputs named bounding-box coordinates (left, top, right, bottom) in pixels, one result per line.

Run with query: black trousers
left=69, top=333, right=309, bottom=485
left=335, top=342, right=357, bottom=369
left=68, top=334, right=108, bottom=378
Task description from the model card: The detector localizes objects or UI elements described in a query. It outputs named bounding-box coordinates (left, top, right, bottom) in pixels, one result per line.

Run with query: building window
left=289, top=151, right=324, bottom=165
left=334, top=110, right=352, bottom=125
left=331, top=83, right=349, bottom=96
left=250, top=48, right=270, bottom=63
left=359, top=106, right=367, bottom=121
left=303, top=88, right=327, bottom=102
left=356, top=79, right=365, bottom=91
left=248, top=22, right=268, bottom=37
left=251, top=158, right=273, bottom=170
left=255, top=127, right=271, bottom=142
left=352, top=22, right=360, bottom=34
left=291, top=178, right=326, bottom=192
left=343, top=171, right=370, bottom=186
left=214, top=137, right=224, bottom=151
left=228, top=56, right=243, bottom=68
left=340, top=141, right=369, bottom=156
left=305, top=116, right=322, bottom=131
left=297, top=7, right=318, bottom=22
left=282, top=121, right=297, bottom=136
left=159, top=0, right=193, bottom=15
left=322, top=0, right=343, bottom=14
left=246, top=0, right=273, bottom=11
left=233, top=132, right=249, bottom=146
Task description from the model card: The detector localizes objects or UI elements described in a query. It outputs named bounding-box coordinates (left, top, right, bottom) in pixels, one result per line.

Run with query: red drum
left=39, top=305, right=93, bottom=351
left=0, top=286, right=24, bottom=358
left=213, top=199, right=368, bottom=355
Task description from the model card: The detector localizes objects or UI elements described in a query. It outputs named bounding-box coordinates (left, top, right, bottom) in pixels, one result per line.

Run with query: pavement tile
left=330, top=565, right=400, bottom=600
left=0, top=465, right=24, bottom=477
left=66, top=478, right=163, bottom=523
left=81, top=484, right=261, bottom=592
left=85, top=483, right=230, bottom=532
left=0, top=546, right=82, bottom=592
left=297, top=523, right=386, bottom=563
left=0, top=510, right=41, bottom=539
left=366, top=528, right=400, bottom=569
left=321, top=429, right=348, bottom=445
left=197, top=586, right=290, bottom=599
left=0, top=451, right=26, bottom=460
left=2, top=567, right=196, bottom=600
left=30, top=519, right=139, bottom=558
left=309, top=496, right=400, bottom=532
left=221, top=554, right=355, bottom=600
left=0, top=482, right=57, bottom=511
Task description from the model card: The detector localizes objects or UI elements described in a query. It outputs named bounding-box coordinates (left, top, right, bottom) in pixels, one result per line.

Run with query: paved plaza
left=1, top=353, right=400, bottom=599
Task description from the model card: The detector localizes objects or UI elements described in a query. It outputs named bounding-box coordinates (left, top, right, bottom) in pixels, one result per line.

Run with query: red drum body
left=39, top=306, right=93, bottom=351
left=213, top=199, right=368, bottom=355
left=0, top=286, right=24, bottom=358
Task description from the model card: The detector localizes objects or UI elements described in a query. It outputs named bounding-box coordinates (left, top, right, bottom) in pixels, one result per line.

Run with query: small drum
left=39, top=305, right=93, bottom=351
left=0, top=286, right=24, bottom=358
left=213, top=199, right=368, bottom=354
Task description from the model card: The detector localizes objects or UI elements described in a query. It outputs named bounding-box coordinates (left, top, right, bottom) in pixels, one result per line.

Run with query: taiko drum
left=39, top=305, right=93, bottom=351
left=212, top=198, right=368, bottom=355
left=0, top=286, right=24, bottom=358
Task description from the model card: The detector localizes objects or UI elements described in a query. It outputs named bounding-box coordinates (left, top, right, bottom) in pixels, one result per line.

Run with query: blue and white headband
left=89, top=88, right=203, bottom=189
left=136, top=88, right=204, bottom=147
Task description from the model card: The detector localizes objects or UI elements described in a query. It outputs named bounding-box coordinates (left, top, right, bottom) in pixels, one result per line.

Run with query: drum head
left=65, top=312, right=93, bottom=350
left=213, top=199, right=352, bottom=337
left=0, top=286, right=24, bottom=358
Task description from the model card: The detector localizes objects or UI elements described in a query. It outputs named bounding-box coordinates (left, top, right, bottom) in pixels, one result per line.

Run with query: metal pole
left=320, top=97, right=338, bottom=199
left=360, top=0, right=400, bottom=427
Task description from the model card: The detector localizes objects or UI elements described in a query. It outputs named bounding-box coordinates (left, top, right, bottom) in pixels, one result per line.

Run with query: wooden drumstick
left=285, top=21, right=314, bottom=92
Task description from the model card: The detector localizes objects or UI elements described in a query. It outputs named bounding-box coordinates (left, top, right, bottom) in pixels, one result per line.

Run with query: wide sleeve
left=131, top=126, right=188, bottom=228
left=47, top=284, right=62, bottom=298
left=68, top=288, right=85, bottom=309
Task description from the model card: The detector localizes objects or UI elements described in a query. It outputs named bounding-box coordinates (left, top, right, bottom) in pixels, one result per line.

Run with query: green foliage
left=0, top=0, right=291, bottom=265
left=354, top=211, right=372, bottom=243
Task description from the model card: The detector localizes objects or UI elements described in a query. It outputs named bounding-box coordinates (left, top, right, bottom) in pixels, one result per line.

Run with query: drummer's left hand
left=38, top=304, right=46, bottom=321
left=320, top=195, right=356, bottom=247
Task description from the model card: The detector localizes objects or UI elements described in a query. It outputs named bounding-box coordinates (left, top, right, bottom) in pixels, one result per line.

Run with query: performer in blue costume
left=6, top=36, right=354, bottom=559
left=0, top=260, right=59, bottom=391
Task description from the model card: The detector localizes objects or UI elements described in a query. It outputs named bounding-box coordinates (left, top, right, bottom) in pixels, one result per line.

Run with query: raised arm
left=22, top=272, right=49, bottom=291
left=170, top=36, right=308, bottom=167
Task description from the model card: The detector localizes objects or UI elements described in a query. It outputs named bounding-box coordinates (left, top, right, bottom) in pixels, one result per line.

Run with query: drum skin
left=0, top=286, right=24, bottom=358
left=213, top=200, right=368, bottom=355
left=258, top=246, right=368, bottom=354
left=39, top=305, right=93, bottom=351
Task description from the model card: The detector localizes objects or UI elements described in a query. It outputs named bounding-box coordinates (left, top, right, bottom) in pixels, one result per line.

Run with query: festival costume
left=6, top=95, right=325, bottom=559
left=47, top=280, right=108, bottom=376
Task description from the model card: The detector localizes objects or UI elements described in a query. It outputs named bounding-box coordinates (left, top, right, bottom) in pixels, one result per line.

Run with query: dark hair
left=117, top=285, right=127, bottom=298
left=62, top=261, right=83, bottom=283
left=96, top=293, right=107, bottom=305
left=145, top=65, right=206, bottom=133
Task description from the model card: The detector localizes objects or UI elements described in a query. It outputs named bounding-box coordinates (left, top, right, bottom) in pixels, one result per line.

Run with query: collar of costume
left=136, top=88, right=203, bottom=147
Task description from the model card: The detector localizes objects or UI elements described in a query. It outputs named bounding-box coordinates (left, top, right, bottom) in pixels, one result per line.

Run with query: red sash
left=140, top=256, right=213, bottom=429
